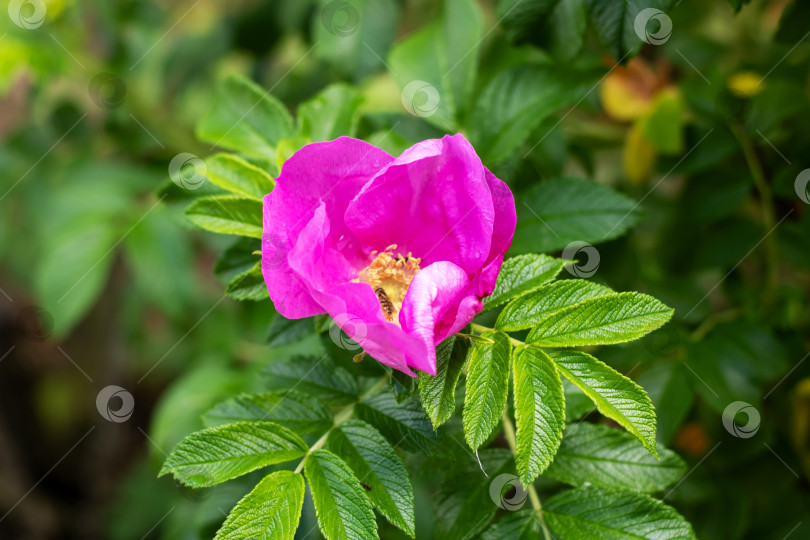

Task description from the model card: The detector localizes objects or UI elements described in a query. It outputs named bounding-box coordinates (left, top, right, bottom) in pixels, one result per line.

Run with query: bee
left=374, top=287, right=395, bottom=322
left=360, top=481, right=372, bottom=491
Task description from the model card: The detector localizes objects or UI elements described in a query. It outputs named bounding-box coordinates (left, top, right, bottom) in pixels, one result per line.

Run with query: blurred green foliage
left=1, top=0, right=809, bottom=539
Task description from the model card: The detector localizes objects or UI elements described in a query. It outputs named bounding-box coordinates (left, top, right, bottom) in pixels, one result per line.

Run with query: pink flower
left=261, top=134, right=516, bottom=376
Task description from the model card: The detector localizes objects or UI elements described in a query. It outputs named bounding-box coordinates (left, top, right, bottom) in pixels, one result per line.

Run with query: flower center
left=352, top=244, right=421, bottom=324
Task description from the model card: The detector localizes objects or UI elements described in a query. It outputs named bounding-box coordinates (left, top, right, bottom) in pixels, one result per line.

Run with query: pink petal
left=399, top=261, right=483, bottom=375
left=262, top=137, right=393, bottom=318
left=344, top=134, right=495, bottom=274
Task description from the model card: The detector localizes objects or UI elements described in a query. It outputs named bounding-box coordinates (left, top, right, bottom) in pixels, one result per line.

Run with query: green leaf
left=214, top=470, right=305, bottom=540
left=418, top=335, right=471, bottom=428
left=214, top=237, right=261, bottom=282
left=483, top=254, right=566, bottom=310
left=196, top=75, right=294, bottom=160
left=203, top=391, right=333, bottom=435
left=512, top=346, right=565, bottom=485
left=305, top=449, right=378, bottom=540
left=124, top=207, right=194, bottom=318
left=262, top=356, right=358, bottom=405
left=186, top=195, right=263, bottom=238
left=468, top=66, right=600, bottom=166
left=313, top=0, right=399, bottom=81
left=584, top=0, right=677, bottom=62
left=639, top=91, right=684, bottom=154
left=159, top=421, right=308, bottom=488
left=35, top=218, right=121, bottom=338
left=481, top=510, right=543, bottom=540
left=327, top=419, right=415, bottom=537
left=463, top=331, right=512, bottom=450
left=548, top=349, right=657, bottom=455
left=498, top=0, right=587, bottom=61
left=226, top=262, right=267, bottom=301
left=546, top=423, right=686, bottom=492
left=266, top=316, right=314, bottom=347
left=355, top=391, right=445, bottom=456
left=636, top=362, right=693, bottom=444
left=513, top=177, right=642, bottom=254
left=205, top=153, right=275, bottom=200
left=527, top=292, right=674, bottom=347
left=545, top=486, right=697, bottom=539
left=388, top=0, right=483, bottom=130
left=496, top=280, right=614, bottom=331
left=434, top=449, right=513, bottom=540
left=298, top=83, right=363, bottom=141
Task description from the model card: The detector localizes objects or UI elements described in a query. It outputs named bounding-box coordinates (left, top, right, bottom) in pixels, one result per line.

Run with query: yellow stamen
left=352, top=244, right=421, bottom=325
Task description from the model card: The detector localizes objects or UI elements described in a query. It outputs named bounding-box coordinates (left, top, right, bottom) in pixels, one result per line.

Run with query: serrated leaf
left=225, top=261, right=268, bottom=301
left=186, top=195, right=263, bottom=238
left=214, top=470, right=304, bottom=540
left=483, top=254, right=566, bottom=309
left=205, top=153, right=275, bottom=200
left=196, top=75, right=294, bottom=160
left=203, top=391, right=333, bottom=435
left=545, top=486, right=697, bottom=539
left=327, top=419, right=415, bottom=537
left=214, top=237, right=261, bottom=282
left=390, top=370, right=418, bottom=404
left=513, top=177, right=642, bottom=254
left=584, top=0, right=677, bottom=62
left=496, top=279, right=614, bottom=331
left=159, top=421, right=307, bottom=488
left=498, top=0, right=587, bottom=61
left=262, top=356, right=358, bottom=405
left=463, top=331, right=512, bottom=450
left=298, top=84, right=363, bottom=141
left=548, top=349, right=657, bottom=455
left=481, top=509, right=543, bottom=540
left=527, top=292, right=674, bottom=346
left=418, top=335, right=471, bottom=428
left=435, top=449, right=513, bottom=540
left=266, top=315, right=314, bottom=346
left=546, top=423, right=685, bottom=492
left=354, top=391, right=446, bottom=456
left=512, top=346, right=565, bottom=485
left=305, top=449, right=378, bottom=540
left=468, top=65, right=600, bottom=166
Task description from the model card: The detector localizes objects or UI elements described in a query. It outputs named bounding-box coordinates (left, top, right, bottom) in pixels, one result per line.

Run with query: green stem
left=293, top=375, right=389, bottom=474
left=501, top=412, right=550, bottom=539
left=731, top=124, right=779, bottom=305
left=471, top=323, right=524, bottom=347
